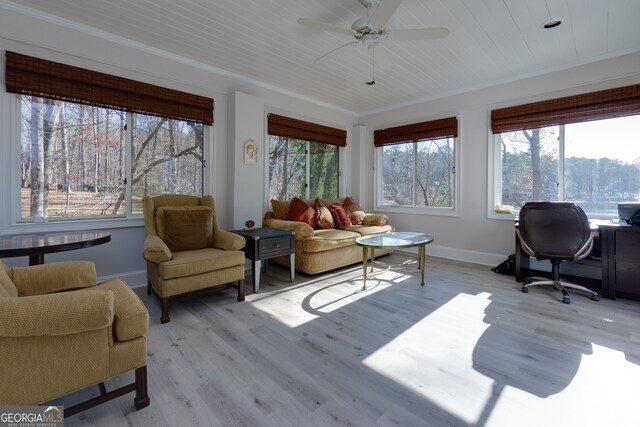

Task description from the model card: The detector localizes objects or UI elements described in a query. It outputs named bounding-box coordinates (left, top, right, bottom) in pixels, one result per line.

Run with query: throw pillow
left=315, top=198, right=334, bottom=229
left=343, top=196, right=366, bottom=225
left=362, top=214, right=388, bottom=227
left=160, top=207, right=213, bottom=252
left=286, top=197, right=316, bottom=227
left=330, top=203, right=352, bottom=230
left=271, top=199, right=291, bottom=220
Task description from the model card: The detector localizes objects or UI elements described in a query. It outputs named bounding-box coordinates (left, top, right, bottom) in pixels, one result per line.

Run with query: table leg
left=362, top=247, right=368, bottom=290
left=419, top=245, right=425, bottom=286
left=252, top=259, right=261, bottom=293
left=289, top=253, right=295, bottom=282
left=370, top=248, right=375, bottom=272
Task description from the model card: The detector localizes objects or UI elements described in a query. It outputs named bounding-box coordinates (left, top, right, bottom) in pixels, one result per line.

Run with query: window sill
left=375, top=206, right=461, bottom=218
left=1, top=217, right=144, bottom=235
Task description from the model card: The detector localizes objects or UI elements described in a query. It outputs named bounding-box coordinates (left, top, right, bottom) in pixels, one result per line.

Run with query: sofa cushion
left=347, top=224, right=393, bottom=236
left=0, top=261, right=18, bottom=298
left=315, top=198, right=334, bottom=229
left=158, top=248, right=244, bottom=280
left=303, top=229, right=361, bottom=253
left=287, top=197, right=316, bottom=227
left=87, top=278, right=149, bottom=342
left=343, top=197, right=366, bottom=225
left=271, top=199, right=291, bottom=220
left=330, top=203, right=352, bottom=229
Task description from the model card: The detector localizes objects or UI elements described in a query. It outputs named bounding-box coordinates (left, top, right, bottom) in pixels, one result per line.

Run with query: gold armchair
left=0, top=260, right=149, bottom=418
left=142, top=194, right=246, bottom=323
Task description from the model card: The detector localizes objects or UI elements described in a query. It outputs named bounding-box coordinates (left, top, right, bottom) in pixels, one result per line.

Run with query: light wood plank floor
left=60, top=253, right=640, bottom=426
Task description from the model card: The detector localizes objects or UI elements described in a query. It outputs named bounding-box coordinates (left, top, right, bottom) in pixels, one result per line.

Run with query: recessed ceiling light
left=543, top=19, right=562, bottom=29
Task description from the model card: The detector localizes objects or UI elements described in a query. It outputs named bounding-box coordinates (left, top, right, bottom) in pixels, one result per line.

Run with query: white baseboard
left=98, top=269, right=147, bottom=289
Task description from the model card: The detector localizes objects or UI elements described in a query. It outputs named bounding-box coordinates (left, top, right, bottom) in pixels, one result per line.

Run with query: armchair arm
left=11, top=261, right=97, bottom=297
left=0, top=290, right=114, bottom=337
left=212, top=230, right=246, bottom=251
left=143, top=234, right=172, bottom=263
left=264, top=219, right=314, bottom=240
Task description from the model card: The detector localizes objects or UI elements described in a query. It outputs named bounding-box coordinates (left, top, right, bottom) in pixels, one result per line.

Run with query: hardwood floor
left=60, top=253, right=640, bottom=426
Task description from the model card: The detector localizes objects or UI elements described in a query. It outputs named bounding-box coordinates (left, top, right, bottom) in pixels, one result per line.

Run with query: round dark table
left=0, top=230, right=111, bottom=265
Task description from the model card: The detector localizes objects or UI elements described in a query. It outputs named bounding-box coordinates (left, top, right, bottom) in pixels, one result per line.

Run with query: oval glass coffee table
left=355, top=232, right=434, bottom=289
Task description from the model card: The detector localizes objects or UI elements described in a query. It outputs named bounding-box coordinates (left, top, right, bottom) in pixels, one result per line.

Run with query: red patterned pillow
left=286, top=197, right=316, bottom=226
left=330, top=203, right=352, bottom=230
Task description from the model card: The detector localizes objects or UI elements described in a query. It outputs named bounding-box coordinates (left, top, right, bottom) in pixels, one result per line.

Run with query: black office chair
left=516, top=201, right=600, bottom=304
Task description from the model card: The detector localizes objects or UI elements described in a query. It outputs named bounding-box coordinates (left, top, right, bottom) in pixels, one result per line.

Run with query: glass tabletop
left=356, top=232, right=434, bottom=249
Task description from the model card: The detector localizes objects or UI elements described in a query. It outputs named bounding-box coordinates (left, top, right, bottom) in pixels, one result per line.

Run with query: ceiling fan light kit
left=298, top=0, right=449, bottom=85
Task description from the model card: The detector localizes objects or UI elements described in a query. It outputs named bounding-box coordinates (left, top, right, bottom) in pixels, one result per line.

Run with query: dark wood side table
left=231, top=228, right=295, bottom=293
left=0, top=230, right=111, bottom=265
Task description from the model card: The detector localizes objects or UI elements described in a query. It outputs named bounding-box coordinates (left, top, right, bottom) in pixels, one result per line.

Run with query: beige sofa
left=263, top=197, right=393, bottom=274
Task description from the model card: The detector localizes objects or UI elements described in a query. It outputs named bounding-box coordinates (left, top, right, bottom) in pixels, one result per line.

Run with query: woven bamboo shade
left=491, top=84, right=640, bottom=134
left=268, top=114, right=346, bottom=147
left=374, top=117, right=458, bottom=147
left=5, top=51, right=213, bottom=125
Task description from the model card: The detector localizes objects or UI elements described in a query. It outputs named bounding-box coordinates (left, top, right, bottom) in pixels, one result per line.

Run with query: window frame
left=3, top=93, right=212, bottom=234
left=374, top=133, right=461, bottom=217
left=488, top=117, right=639, bottom=221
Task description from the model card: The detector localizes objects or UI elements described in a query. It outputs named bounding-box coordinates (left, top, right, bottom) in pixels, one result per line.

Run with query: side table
left=231, top=227, right=295, bottom=293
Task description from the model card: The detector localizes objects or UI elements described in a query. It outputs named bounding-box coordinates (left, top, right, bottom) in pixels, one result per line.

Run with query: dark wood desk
left=0, top=231, right=111, bottom=265
left=231, top=228, right=295, bottom=293
left=515, top=222, right=640, bottom=300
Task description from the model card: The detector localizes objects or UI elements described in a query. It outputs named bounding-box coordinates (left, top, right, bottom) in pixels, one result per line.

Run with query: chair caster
left=521, top=286, right=529, bottom=293
left=562, top=296, right=571, bottom=304
left=592, top=294, right=600, bottom=301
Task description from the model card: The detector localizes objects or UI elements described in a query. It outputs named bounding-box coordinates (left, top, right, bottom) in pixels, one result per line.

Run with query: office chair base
left=521, top=276, right=599, bottom=304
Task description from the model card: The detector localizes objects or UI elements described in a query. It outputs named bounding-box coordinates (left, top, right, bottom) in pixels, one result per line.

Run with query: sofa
left=0, top=260, right=149, bottom=417
left=263, top=197, right=393, bottom=274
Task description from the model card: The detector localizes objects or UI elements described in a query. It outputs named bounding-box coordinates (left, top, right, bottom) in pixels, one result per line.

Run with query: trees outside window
left=268, top=136, right=339, bottom=200
left=20, top=96, right=204, bottom=220
left=494, top=115, right=640, bottom=217
left=378, top=137, right=456, bottom=209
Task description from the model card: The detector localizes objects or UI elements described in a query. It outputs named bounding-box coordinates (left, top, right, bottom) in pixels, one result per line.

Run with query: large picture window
left=267, top=114, right=345, bottom=201
left=20, top=96, right=204, bottom=219
left=375, top=117, right=458, bottom=213
left=490, top=84, right=640, bottom=218
left=6, top=51, right=212, bottom=223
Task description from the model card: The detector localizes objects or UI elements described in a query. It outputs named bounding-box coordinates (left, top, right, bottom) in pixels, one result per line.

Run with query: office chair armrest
left=574, top=229, right=598, bottom=260
left=515, top=228, right=536, bottom=257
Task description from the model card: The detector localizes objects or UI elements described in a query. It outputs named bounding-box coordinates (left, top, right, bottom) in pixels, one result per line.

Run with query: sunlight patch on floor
left=362, top=292, right=494, bottom=425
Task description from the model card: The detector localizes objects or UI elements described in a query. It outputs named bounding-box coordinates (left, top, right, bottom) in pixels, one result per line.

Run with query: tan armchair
left=0, top=260, right=149, bottom=418
left=143, top=194, right=246, bottom=323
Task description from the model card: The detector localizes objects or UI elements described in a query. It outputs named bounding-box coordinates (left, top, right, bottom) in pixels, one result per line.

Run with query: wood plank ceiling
left=5, top=0, right=640, bottom=114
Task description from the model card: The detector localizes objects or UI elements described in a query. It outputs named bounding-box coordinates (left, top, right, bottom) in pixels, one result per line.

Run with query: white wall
left=0, top=5, right=356, bottom=285
left=359, top=51, right=640, bottom=266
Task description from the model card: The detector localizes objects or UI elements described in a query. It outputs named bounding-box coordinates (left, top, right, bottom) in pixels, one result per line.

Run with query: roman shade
left=374, top=116, right=458, bottom=147
left=268, top=113, right=347, bottom=147
left=5, top=51, right=213, bottom=125
left=491, top=83, right=640, bottom=134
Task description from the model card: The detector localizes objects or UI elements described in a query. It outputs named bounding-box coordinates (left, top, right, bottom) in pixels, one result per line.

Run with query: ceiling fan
left=298, top=0, right=449, bottom=84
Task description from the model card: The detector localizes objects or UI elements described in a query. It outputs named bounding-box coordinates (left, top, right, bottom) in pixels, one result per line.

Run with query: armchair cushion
left=86, top=279, right=149, bottom=342
left=10, top=261, right=97, bottom=297
left=0, top=290, right=113, bottom=337
left=0, top=261, right=18, bottom=298
left=157, top=206, right=213, bottom=252
left=158, top=248, right=245, bottom=280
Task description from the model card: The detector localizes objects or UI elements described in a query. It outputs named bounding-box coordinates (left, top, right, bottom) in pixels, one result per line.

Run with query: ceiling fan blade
left=314, top=41, right=359, bottom=62
left=387, top=28, right=449, bottom=41
left=369, top=0, right=402, bottom=29
left=297, top=18, right=353, bottom=35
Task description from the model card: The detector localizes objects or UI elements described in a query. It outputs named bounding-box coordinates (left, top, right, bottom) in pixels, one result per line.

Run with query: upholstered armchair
left=0, top=260, right=149, bottom=418
left=142, top=194, right=246, bottom=323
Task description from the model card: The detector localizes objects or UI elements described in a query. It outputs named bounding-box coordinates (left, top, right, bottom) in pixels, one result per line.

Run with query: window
left=20, top=96, right=204, bottom=220
left=6, top=51, right=212, bottom=223
left=490, top=83, right=640, bottom=218
left=374, top=117, right=458, bottom=213
left=494, top=116, right=640, bottom=217
left=267, top=114, right=345, bottom=201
